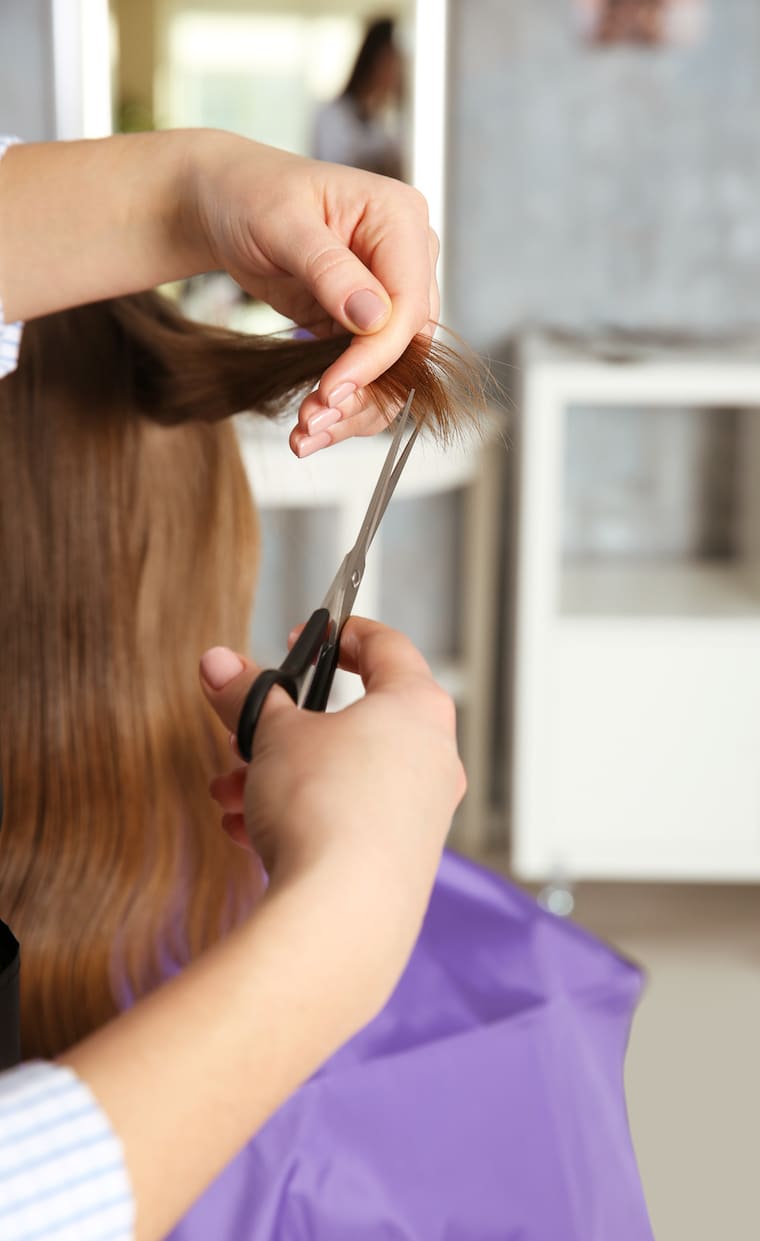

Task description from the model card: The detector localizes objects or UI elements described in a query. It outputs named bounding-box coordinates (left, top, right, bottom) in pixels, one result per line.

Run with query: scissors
left=236, top=390, right=420, bottom=762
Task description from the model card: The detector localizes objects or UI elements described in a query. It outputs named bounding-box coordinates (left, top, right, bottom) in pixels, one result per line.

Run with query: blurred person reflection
left=596, top=0, right=664, bottom=43
left=312, top=17, right=404, bottom=180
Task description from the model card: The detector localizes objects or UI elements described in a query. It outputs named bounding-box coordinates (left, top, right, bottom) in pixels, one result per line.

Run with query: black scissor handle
left=236, top=668, right=298, bottom=762
left=303, top=638, right=341, bottom=712
left=236, top=608, right=330, bottom=762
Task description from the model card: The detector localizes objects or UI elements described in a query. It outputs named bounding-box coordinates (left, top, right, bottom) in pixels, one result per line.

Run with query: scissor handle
left=302, top=637, right=341, bottom=712
left=236, top=669, right=298, bottom=762
left=236, top=608, right=330, bottom=762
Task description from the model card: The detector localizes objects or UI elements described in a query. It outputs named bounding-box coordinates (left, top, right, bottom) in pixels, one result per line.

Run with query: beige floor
left=476, top=850, right=760, bottom=1239
left=483, top=875, right=760, bottom=1241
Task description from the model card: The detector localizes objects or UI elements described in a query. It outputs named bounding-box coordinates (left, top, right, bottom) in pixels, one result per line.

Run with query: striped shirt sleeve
left=0, top=1061, right=134, bottom=1241
left=0, top=135, right=24, bottom=380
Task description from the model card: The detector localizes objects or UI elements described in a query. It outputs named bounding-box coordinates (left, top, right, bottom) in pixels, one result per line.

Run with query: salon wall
left=446, top=0, right=760, bottom=349
left=0, top=0, right=57, bottom=141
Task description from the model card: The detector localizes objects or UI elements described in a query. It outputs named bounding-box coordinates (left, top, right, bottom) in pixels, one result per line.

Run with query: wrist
left=157, top=129, right=220, bottom=277
left=174, top=128, right=249, bottom=273
left=259, top=859, right=401, bottom=1028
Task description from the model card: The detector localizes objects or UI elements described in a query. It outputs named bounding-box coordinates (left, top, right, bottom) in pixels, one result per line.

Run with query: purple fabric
left=168, top=852, right=652, bottom=1240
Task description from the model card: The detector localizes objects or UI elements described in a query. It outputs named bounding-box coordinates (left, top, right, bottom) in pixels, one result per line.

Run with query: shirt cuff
left=0, top=136, right=24, bottom=379
left=0, top=1060, right=135, bottom=1240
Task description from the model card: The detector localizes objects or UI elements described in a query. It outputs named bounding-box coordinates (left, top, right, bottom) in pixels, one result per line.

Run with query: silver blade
left=346, top=390, right=415, bottom=572
left=319, top=390, right=419, bottom=633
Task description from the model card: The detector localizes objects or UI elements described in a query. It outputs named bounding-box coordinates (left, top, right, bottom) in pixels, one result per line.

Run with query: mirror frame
left=411, top=0, right=449, bottom=315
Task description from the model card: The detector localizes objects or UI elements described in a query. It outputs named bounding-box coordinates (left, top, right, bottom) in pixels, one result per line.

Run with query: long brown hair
left=0, top=291, right=482, bottom=1057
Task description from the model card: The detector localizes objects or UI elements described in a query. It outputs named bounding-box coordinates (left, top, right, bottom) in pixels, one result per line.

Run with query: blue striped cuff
left=0, top=1061, right=134, bottom=1241
left=0, top=135, right=24, bottom=379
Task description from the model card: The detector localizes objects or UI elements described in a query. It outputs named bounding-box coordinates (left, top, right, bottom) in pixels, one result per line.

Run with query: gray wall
left=0, top=0, right=57, bottom=141
left=446, top=0, right=760, bottom=350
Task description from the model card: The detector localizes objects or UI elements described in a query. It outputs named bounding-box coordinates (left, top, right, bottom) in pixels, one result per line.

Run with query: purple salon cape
left=168, top=852, right=652, bottom=1240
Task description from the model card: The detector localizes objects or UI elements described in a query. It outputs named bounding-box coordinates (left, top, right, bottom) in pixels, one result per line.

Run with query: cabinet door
left=512, top=622, right=760, bottom=880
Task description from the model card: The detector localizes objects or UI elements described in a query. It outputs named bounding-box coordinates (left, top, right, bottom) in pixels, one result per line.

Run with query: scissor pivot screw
left=351, top=569, right=362, bottom=588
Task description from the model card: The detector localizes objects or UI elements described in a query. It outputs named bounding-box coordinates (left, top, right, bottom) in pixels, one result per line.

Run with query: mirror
left=111, top=0, right=449, bottom=315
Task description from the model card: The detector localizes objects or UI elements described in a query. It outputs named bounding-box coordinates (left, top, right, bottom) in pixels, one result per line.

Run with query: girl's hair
left=0, top=290, right=482, bottom=1057
left=342, top=18, right=397, bottom=102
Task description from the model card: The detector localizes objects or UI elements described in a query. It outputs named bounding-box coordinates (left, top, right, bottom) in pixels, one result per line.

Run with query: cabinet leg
left=458, top=442, right=503, bottom=854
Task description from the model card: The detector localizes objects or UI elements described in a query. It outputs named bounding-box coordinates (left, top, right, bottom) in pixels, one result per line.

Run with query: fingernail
left=326, top=381, right=356, bottom=407
left=200, top=646, right=244, bottom=690
left=306, top=406, right=342, bottom=436
left=295, top=430, right=332, bottom=458
left=346, top=289, right=388, bottom=331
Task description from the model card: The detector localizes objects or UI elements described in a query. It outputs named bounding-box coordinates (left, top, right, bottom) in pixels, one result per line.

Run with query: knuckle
left=405, top=185, right=430, bottom=221
left=303, top=243, right=352, bottom=287
left=403, top=291, right=431, bottom=332
left=427, top=681, right=457, bottom=727
left=385, top=627, right=421, bottom=664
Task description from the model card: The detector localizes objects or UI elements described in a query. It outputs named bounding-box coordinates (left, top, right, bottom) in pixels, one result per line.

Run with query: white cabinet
left=509, top=335, right=760, bottom=881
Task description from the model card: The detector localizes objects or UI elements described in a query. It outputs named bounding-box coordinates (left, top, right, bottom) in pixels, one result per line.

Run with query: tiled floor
left=477, top=851, right=760, bottom=1238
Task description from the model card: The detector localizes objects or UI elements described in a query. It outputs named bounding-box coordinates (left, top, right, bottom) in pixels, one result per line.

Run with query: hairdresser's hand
left=189, top=133, right=439, bottom=455
left=200, top=618, right=463, bottom=998
left=1, top=131, right=436, bottom=453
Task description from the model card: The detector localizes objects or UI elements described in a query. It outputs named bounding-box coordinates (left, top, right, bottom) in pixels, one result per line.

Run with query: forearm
left=59, top=868, right=379, bottom=1241
left=0, top=131, right=217, bottom=322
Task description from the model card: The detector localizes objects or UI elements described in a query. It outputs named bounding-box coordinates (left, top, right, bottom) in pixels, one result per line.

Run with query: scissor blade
left=347, top=389, right=416, bottom=566
left=361, top=417, right=420, bottom=553
left=319, top=553, right=351, bottom=622
left=320, top=390, right=419, bottom=631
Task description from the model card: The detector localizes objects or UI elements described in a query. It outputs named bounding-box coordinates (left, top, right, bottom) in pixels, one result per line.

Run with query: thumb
left=297, top=224, right=392, bottom=336
left=199, top=647, right=292, bottom=739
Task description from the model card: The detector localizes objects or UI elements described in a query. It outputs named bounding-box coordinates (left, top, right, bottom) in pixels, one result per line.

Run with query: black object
left=0, top=920, right=20, bottom=1070
left=236, top=392, right=419, bottom=764
left=237, top=608, right=333, bottom=762
left=0, top=768, right=19, bottom=1071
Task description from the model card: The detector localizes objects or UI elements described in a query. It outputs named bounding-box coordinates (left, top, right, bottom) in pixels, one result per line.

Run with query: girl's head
left=343, top=18, right=403, bottom=111
left=0, top=291, right=483, bottom=1056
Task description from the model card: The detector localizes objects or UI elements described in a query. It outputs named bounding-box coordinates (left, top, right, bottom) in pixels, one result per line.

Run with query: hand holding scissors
left=236, top=391, right=419, bottom=762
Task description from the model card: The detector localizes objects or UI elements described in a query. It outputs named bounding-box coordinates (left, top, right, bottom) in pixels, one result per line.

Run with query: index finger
left=316, top=213, right=440, bottom=406
left=335, top=617, right=436, bottom=696
left=287, top=616, right=432, bottom=690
